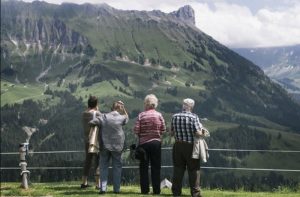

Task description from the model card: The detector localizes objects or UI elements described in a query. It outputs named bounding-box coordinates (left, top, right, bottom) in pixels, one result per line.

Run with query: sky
left=22, top=0, right=300, bottom=48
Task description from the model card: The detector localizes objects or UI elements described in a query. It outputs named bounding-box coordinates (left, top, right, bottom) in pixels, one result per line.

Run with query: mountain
left=1, top=1, right=300, bottom=188
left=233, top=45, right=300, bottom=94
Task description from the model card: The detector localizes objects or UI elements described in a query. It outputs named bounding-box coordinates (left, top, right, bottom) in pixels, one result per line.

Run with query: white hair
left=144, top=94, right=158, bottom=109
left=182, top=98, right=195, bottom=111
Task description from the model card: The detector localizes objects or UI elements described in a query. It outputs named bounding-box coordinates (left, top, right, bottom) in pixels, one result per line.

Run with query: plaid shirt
left=171, top=111, right=202, bottom=143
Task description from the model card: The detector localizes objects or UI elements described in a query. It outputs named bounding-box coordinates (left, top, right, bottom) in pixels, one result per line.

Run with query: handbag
left=130, top=144, right=146, bottom=161
left=88, top=111, right=99, bottom=153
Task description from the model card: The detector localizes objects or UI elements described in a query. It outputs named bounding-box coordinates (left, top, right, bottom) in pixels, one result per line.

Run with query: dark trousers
left=83, top=143, right=100, bottom=177
left=172, top=141, right=201, bottom=197
left=139, top=140, right=161, bottom=194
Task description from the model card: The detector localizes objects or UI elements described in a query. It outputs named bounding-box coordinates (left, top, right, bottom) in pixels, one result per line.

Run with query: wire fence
left=1, top=166, right=300, bottom=172
left=1, top=147, right=300, bottom=172
left=2, top=147, right=300, bottom=155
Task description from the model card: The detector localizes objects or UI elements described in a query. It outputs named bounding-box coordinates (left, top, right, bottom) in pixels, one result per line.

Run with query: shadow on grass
left=43, top=185, right=84, bottom=191
left=60, top=191, right=177, bottom=196
left=0, top=186, right=12, bottom=190
left=62, top=190, right=97, bottom=195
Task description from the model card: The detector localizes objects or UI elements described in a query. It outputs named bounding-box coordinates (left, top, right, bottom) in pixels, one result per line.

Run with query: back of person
left=135, top=109, right=165, bottom=144
left=171, top=98, right=203, bottom=197
left=90, top=100, right=128, bottom=194
left=81, top=96, right=101, bottom=189
left=133, top=94, right=166, bottom=195
left=172, top=111, right=199, bottom=143
left=82, top=110, right=101, bottom=142
left=100, top=111, right=127, bottom=152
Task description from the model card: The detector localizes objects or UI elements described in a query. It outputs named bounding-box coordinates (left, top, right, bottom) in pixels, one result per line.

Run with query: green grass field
left=1, top=80, right=45, bottom=107
left=0, top=183, right=299, bottom=197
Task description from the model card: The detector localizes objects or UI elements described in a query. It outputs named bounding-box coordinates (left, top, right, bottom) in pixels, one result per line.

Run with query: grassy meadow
left=1, top=182, right=299, bottom=197
left=1, top=80, right=45, bottom=107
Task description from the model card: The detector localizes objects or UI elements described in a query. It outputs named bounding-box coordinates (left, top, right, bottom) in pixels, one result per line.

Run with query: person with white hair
left=90, top=100, right=129, bottom=194
left=171, top=98, right=204, bottom=197
left=133, top=94, right=166, bottom=195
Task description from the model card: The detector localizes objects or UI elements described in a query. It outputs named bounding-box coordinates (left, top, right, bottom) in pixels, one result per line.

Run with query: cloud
left=191, top=1, right=300, bottom=48
left=21, top=0, right=300, bottom=48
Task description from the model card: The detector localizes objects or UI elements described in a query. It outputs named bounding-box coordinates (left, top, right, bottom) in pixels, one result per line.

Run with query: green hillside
left=1, top=1, right=300, bottom=189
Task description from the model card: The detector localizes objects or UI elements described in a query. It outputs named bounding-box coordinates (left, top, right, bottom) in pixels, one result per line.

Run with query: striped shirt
left=171, top=111, right=202, bottom=143
left=134, top=109, right=166, bottom=145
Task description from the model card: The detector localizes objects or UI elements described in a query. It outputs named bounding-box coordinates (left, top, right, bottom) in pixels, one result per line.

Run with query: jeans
left=139, top=140, right=161, bottom=194
left=172, top=141, right=201, bottom=197
left=100, top=148, right=122, bottom=193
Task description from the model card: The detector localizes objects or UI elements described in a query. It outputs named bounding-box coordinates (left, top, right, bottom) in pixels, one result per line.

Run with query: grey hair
left=144, top=94, right=158, bottom=109
left=182, top=98, right=195, bottom=111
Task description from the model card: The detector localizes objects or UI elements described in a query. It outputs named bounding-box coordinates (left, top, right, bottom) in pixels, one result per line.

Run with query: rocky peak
left=169, top=5, right=195, bottom=25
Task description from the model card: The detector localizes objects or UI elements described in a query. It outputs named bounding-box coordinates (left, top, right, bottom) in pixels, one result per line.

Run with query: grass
left=1, top=182, right=299, bottom=197
left=74, top=80, right=130, bottom=102
left=1, top=80, right=45, bottom=106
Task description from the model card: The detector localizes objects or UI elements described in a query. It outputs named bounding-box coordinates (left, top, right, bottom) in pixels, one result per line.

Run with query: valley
left=1, top=1, right=300, bottom=189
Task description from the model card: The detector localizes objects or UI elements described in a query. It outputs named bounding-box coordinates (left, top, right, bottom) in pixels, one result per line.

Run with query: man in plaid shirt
left=171, top=98, right=203, bottom=197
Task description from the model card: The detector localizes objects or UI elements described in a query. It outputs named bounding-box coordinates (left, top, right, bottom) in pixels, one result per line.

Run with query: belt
left=175, top=140, right=192, bottom=144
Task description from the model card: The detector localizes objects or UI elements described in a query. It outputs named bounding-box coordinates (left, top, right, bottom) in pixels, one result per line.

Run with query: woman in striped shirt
left=134, top=94, right=166, bottom=195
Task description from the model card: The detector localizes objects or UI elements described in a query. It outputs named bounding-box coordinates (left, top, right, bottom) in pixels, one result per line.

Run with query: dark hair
left=88, top=96, right=98, bottom=108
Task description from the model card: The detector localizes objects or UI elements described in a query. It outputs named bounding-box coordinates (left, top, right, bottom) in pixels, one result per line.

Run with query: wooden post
left=19, top=143, right=30, bottom=189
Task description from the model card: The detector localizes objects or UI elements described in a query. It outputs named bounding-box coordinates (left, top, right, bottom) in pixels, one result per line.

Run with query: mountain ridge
left=1, top=0, right=300, bottom=131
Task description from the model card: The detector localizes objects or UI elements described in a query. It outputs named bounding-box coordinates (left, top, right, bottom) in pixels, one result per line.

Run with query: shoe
left=80, top=184, right=89, bottom=189
left=99, top=190, right=106, bottom=194
left=113, top=191, right=120, bottom=194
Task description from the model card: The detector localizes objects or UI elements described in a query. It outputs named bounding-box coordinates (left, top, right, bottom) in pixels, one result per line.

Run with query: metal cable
left=1, top=166, right=300, bottom=172
left=2, top=147, right=300, bottom=155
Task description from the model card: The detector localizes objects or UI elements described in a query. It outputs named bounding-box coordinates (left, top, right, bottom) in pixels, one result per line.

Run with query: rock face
left=233, top=45, right=300, bottom=92
left=169, top=5, right=195, bottom=25
left=4, top=17, right=88, bottom=49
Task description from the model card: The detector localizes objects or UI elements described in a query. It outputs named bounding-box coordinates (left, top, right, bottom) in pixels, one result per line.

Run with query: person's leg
left=100, top=149, right=110, bottom=192
left=82, top=143, right=92, bottom=186
left=172, top=142, right=186, bottom=196
left=111, top=151, right=122, bottom=193
left=186, top=144, right=201, bottom=197
left=95, top=153, right=100, bottom=188
left=149, top=141, right=161, bottom=194
left=139, top=143, right=150, bottom=194
left=187, top=169, right=201, bottom=197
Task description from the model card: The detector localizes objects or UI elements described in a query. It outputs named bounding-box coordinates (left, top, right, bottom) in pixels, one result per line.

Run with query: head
left=182, top=98, right=195, bottom=112
left=111, top=100, right=125, bottom=113
left=144, top=94, right=158, bottom=110
left=88, top=96, right=98, bottom=109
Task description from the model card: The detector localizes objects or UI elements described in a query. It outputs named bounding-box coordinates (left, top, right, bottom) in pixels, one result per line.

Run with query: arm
left=194, top=116, right=203, bottom=136
left=121, top=105, right=129, bottom=125
left=89, top=113, right=103, bottom=127
left=170, top=117, right=175, bottom=137
left=133, top=114, right=141, bottom=135
left=159, top=114, right=166, bottom=134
